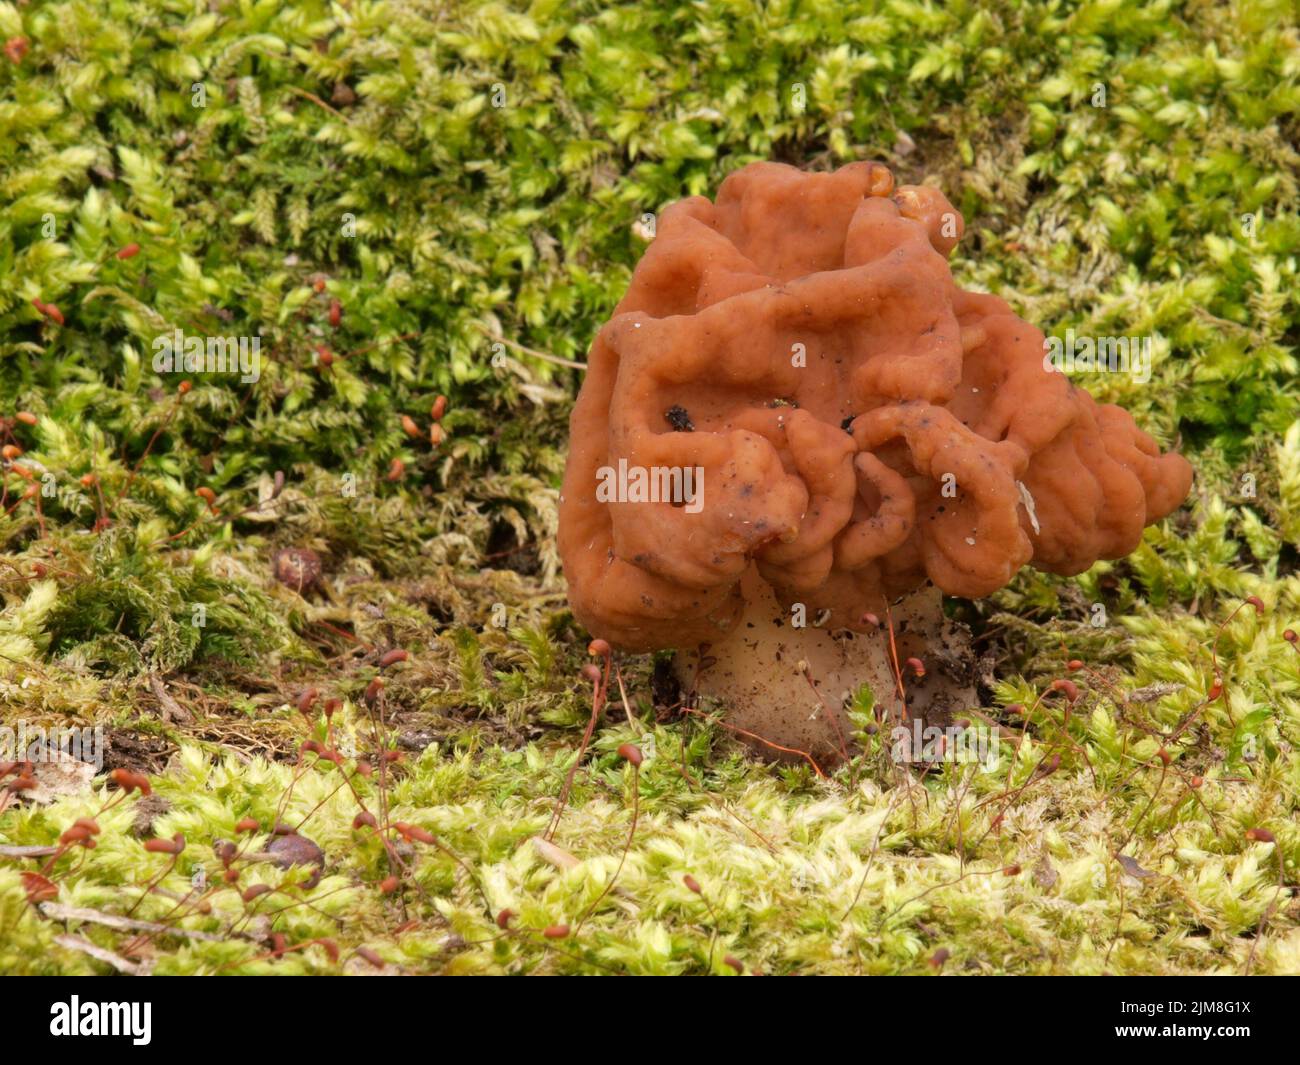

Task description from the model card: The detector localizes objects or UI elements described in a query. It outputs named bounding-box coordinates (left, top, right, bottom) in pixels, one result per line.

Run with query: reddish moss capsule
left=328, top=298, right=342, bottom=328
left=1207, top=678, right=1223, bottom=700
left=364, top=677, right=385, bottom=704
left=110, top=768, right=152, bottom=795
left=32, top=299, right=64, bottom=325
left=144, top=834, right=185, bottom=855
left=617, top=743, right=643, bottom=767
left=379, top=875, right=400, bottom=894
left=724, top=955, right=744, bottom=973
left=178, top=380, right=192, bottom=394
left=1157, top=748, right=1170, bottom=766
left=1285, top=629, right=1297, bottom=643
left=1245, top=827, right=1275, bottom=843
left=352, top=811, right=378, bottom=831
left=496, top=908, right=515, bottom=929
left=385, top=457, right=404, bottom=482
left=1002, top=865, right=1021, bottom=876
left=587, top=638, right=611, bottom=657
left=1190, top=775, right=1203, bottom=789
left=906, top=656, right=925, bottom=678
left=15, top=411, right=38, bottom=426
left=580, top=663, right=601, bottom=685
left=430, top=396, right=447, bottom=422
left=860, top=612, right=879, bottom=628
left=542, top=924, right=570, bottom=939
left=1066, top=658, right=1084, bottom=671
left=315, top=345, right=334, bottom=367
left=60, top=824, right=94, bottom=845
left=379, top=648, right=409, bottom=668
left=242, top=884, right=272, bottom=902
left=683, top=875, right=701, bottom=894
left=394, top=822, right=435, bottom=845
left=116, top=243, right=141, bottom=260
left=236, top=817, right=260, bottom=833
left=1246, top=595, right=1265, bottom=615
left=357, top=947, right=385, bottom=968
left=401, top=415, right=421, bottom=439
left=1050, top=678, right=1079, bottom=702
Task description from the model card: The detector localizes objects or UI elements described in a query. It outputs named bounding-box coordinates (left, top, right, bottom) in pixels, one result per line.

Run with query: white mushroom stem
left=674, top=567, right=974, bottom=769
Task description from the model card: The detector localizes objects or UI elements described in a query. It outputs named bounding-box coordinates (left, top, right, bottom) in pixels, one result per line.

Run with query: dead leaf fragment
left=18, top=750, right=96, bottom=804
left=1115, top=853, right=1154, bottom=879
left=531, top=835, right=579, bottom=870
left=150, top=674, right=194, bottom=724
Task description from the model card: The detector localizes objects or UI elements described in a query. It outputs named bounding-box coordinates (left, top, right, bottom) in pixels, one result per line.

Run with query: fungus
left=558, top=161, right=1192, bottom=764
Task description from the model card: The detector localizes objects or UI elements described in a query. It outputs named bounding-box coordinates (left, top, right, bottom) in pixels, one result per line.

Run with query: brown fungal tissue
left=558, top=161, right=1192, bottom=760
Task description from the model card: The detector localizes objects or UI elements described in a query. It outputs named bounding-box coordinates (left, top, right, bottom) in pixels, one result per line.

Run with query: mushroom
left=558, top=161, right=1192, bottom=765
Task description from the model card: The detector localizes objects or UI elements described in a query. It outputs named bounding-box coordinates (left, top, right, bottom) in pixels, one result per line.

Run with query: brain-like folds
left=559, top=162, right=1193, bottom=652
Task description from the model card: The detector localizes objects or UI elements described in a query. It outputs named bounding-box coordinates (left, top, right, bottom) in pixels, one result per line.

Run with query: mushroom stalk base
left=673, top=568, right=975, bottom=769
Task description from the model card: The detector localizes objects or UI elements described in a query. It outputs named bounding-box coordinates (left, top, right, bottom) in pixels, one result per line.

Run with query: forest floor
left=1, top=0, right=1298, bottom=973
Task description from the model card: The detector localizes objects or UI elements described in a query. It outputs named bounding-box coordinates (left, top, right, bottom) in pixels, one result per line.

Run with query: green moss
left=1, top=0, right=1299, bottom=974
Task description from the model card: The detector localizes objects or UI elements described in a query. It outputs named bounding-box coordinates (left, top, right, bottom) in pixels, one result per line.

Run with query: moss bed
left=1, top=0, right=1298, bottom=974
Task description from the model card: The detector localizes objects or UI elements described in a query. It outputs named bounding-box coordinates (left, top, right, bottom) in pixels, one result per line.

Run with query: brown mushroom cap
left=559, top=161, right=1193, bottom=652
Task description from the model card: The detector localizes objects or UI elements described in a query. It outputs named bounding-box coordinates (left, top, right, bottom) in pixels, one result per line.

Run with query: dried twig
left=53, top=933, right=151, bottom=975
left=41, top=901, right=224, bottom=941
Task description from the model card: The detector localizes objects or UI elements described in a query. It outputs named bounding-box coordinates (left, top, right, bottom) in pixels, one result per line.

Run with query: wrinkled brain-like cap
left=559, top=161, right=1193, bottom=652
